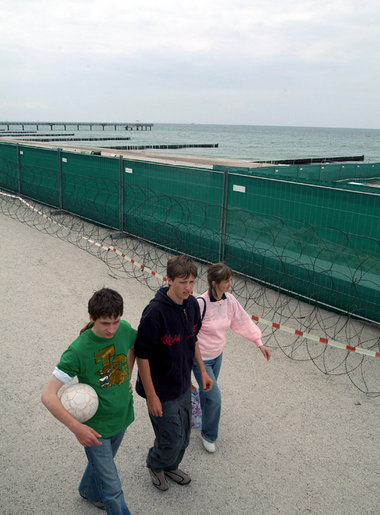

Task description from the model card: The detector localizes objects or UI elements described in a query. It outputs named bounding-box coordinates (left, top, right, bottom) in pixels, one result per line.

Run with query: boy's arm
left=128, top=347, right=135, bottom=386
left=41, top=376, right=102, bottom=447
left=136, top=357, right=163, bottom=417
left=194, top=341, right=214, bottom=392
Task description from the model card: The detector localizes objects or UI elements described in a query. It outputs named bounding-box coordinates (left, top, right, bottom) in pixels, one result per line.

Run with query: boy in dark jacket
left=135, top=255, right=213, bottom=491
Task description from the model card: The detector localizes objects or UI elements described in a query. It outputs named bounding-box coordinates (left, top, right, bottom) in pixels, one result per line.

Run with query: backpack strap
left=197, top=297, right=207, bottom=321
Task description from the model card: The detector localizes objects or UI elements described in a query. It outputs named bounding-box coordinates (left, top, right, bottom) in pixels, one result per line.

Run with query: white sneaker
left=202, top=436, right=216, bottom=453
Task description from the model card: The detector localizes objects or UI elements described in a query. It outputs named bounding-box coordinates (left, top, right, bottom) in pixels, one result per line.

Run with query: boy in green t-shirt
left=41, top=288, right=136, bottom=514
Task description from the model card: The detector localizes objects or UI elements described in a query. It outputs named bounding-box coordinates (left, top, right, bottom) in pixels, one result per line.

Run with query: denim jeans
left=193, top=353, right=223, bottom=443
left=147, top=388, right=191, bottom=471
left=79, top=430, right=131, bottom=515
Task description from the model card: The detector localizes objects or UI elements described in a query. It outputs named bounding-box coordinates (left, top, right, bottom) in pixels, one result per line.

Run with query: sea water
left=7, top=123, right=380, bottom=163
left=130, top=124, right=380, bottom=163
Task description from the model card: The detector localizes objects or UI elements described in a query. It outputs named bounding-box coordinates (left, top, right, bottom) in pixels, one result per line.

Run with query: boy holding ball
left=41, top=288, right=136, bottom=514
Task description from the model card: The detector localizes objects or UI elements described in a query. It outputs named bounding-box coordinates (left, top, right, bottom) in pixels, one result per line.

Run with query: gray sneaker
left=164, top=468, right=191, bottom=485
left=148, top=467, right=169, bottom=491
left=80, top=493, right=105, bottom=510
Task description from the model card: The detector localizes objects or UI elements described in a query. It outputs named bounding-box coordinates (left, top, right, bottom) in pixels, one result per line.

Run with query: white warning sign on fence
left=233, top=184, right=246, bottom=193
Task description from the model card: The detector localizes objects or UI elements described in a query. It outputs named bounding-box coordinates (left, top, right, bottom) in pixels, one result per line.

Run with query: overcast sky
left=1, top=0, right=379, bottom=128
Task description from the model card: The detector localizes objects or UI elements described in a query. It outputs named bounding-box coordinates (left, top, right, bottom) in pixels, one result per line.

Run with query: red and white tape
left=251, top=315, right=380, bottom=358
left=2, top=191, right=379, bottom=358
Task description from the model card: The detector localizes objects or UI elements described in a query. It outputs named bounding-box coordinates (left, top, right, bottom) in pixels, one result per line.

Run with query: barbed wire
left=1, top=190, right=379, bottom=396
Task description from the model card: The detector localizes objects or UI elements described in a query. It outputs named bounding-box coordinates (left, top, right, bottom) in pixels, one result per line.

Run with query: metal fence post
left=16, top=143, right=21, bottom=193
left=57, top=148, right=62, bottom=209
left=119, top=156, right=124, bottom=231
left=218, top=168, right=229, bottom=262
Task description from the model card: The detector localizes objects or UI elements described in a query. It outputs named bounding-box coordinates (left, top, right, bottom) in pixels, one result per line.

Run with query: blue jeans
left=147, top=388, right=191, bottom=471
left=193, top=353, right=223, bottom=443
left=79, top=430, right=131, bottom=515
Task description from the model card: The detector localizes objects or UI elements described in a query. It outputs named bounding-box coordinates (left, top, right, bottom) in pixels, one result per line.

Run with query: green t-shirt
left=57, top=320, right=137, bottom=438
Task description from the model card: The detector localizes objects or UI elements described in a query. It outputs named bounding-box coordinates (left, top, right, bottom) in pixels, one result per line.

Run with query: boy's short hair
left=167, top=255, right=197, bottom=280
left=88, top=288, right=123, bottom=320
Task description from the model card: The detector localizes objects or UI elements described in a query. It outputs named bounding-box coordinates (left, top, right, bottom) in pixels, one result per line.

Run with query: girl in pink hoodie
left=193, top=263, right=271, bottom=452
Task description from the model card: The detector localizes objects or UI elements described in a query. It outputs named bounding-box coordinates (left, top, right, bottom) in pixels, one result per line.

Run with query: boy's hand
left=146, top=394, right=163, bottom=417
left=73, top=423, right=102, bottom=447
left=201, top=372, right=214, bottom=392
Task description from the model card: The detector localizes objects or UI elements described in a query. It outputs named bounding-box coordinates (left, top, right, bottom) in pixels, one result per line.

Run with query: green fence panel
left=121, top=159, right=224, bottom=261
left=338, top=163, right=360, bottom=180
left=354, top=163, right=371, bottom=179
left=334, top=163, right=353, bottom=180
left=227, top=173, right=379, bottom=247
left=273, top=166, right=300, bottom=179
left=224, top=231, right=379, bottom=321
left=335, top=163, right=380, bottom=184
left=214, top=162, right=380, bottom=184
left=223, top=173, right=380, bottom=321
left=359, top=163, right=380, bottom=178
left=0, top=143, right=18, bottom=192
left=61, top=152, right=120, bottom=227
left=17, top=145, right=59, bottom=206
left=318, top=164, right=341, bottom=181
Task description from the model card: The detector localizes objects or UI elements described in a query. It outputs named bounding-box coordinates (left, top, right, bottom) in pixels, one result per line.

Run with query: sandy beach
left=1, top=210, right=379, bottom=515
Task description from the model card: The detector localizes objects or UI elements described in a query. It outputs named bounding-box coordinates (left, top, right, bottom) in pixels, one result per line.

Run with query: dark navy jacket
left=135, top=287, right=201, bottom=402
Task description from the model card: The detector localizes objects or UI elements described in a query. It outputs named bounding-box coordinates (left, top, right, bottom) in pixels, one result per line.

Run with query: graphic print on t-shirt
left=94, top=344, right=128, bottom=388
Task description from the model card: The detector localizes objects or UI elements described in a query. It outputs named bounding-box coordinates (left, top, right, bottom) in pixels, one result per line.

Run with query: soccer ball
left=59, top=383, right=99, bottom=422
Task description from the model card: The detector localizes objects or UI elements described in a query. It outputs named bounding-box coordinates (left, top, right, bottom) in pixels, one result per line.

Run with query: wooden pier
left=1, top=133, right=75, bottom=137
left=259, top=155, right=365, bottom=165
left=108, top=143, right=219, bottom=151
left=0, top=121, right=153, bottom=131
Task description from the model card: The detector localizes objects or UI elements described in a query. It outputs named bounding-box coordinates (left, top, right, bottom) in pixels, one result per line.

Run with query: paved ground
left=1, top=213, right=379, bottom=515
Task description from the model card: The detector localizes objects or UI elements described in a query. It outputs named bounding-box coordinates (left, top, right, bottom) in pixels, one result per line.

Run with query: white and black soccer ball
left=59, top=383, right=99, bottom=422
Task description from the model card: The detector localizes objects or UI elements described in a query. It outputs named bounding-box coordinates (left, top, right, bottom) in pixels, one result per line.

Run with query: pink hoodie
left=197, top=291, right=263, bottom=359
